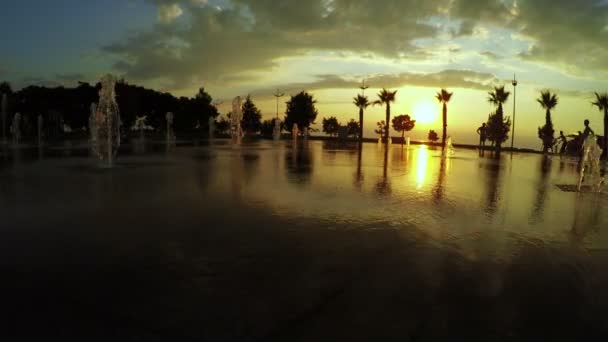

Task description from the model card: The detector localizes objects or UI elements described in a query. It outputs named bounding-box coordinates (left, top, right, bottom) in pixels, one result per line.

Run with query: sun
left=413, top=101, right=438, bottom=125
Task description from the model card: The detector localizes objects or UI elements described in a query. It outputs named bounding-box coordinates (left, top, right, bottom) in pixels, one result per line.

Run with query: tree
left=391, top=114, right=416, bottom=145
left=428, top=130, right=439, bottom=142
left=487, top=86, right=511, bottom=152
left=0, top=82, right=13, bottom=95
left=284, top=91, right=318, bottom=133
left=486, top=111, right=511, bottom=149
left=260, top=119, right=277, bottom=138
left=215, top=116, right=230, bottom=136
left=536, top=90, right=558, bottom=153
left=353, top=94, right=370, bottom=143
left=374, top=121, right=386, bottom=138
left=346, top=119, right=360, bottom=138
left=322, top=116, right=340, bottom=137
left=435, top=88, right=453, bottom=149
left=373, top=89, right=397, bottom=143
left=592, top=92, right=608, bottom=156
left=241, top=95, right=262, bottom=134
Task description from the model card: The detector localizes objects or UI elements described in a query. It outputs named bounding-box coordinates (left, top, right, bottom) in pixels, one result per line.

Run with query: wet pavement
left=0, top=139, right=607, bottom=341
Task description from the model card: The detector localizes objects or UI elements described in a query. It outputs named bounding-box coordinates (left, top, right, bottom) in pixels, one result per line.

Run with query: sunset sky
left=2, top=0, right=608, bottom=148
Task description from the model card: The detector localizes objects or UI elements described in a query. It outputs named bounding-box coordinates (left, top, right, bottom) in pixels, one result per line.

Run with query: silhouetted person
left=476, top=123, right=487, bottom=149
left=559, top=131, right=568, bottom=155
left=583, top=119, right=594, bottom=139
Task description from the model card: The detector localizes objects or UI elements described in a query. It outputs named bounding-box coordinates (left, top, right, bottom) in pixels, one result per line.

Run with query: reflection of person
left=559, top=131, right=568, bottom=155
left=476, top=123, right=487, bottom=149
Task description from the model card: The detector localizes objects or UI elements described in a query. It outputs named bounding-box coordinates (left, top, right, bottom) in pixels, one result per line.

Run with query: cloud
left=480, top=51, right=499, bottom=60
left=250, top=69, right=499, bottom=98
left=158, top=3, right=183, bottom=23
left=103, top=0, right=445, bottom=91
left=55, top=73, right=86, bottom=82
left=102, top=0, right=608, bottom=93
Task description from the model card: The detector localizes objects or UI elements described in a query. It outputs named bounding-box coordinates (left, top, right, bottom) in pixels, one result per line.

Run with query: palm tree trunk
left=359, top=107, right=363, bottom=144
left=604, top=110, right=607, bottom=158
left=442, top=103, right=447, bottom=149
left=385, top=103, right=390, bottom=144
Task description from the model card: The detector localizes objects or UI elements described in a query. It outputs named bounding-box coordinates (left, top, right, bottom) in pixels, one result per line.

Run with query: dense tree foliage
left=428, top=130, right=439, bottom=142
left=486, top=111, right=511, bottom=147
left=346, top=119, right=360, bottom=138
left=322, top=116, right=340, bottom=136
left=487, top=86, right=511, bottom=152
left=536, top=90, right=558, bottom=153
left=241, top=95, right=262, bottom=134
left=391, top=114, right=416, bottom=143
left=592, top=92, right=608, bottom=157
left=284, top=91, right=318, bottom=132
left=0, top=80, right=219, bottom=140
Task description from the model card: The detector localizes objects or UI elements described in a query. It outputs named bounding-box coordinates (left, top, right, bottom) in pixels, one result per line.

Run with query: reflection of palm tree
left=530, top=155, right=551, bottom=223
left=354, top=94, right=370, bottom=144
left=432, top=152, right=448, bottom=203
left=435, top=89, right=453, bottom=149
left=373, top=89, right=397, bottom=143
left=482, top=158, right=503, bottom=217
left=374, top=147, right=391, bottom=196
left=354, top=146, right=364, bottom=189
left=591, top=92, right=608, bottom=156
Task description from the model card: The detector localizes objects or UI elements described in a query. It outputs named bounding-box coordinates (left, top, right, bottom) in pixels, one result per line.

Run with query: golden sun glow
left=413, top=101, right=438, bottom=125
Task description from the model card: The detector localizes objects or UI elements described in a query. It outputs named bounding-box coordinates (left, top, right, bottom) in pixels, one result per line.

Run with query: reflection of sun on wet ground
left=416, top=145, right=428, bottom=190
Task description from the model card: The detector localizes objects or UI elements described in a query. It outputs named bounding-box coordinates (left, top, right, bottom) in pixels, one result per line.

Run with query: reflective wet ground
left=1, top=139, right=607, bottom=341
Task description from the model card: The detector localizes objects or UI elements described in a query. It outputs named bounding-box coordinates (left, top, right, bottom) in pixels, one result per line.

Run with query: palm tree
left=435, top=89, right=453, bottom=149
left=487, top=86, right=511, bottom=153
left=536, top=90, right=558, bottom=153
left=592, top=92, right=608, bottom=156
left=353, top=94, right=370, bottom=144
left=373, top=89, right=397, bottom=143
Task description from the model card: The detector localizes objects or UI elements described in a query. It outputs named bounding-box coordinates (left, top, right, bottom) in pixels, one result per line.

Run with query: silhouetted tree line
left=0, top=80, right=219, bottom=140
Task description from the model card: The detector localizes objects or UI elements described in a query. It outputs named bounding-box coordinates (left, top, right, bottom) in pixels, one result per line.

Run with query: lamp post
left=359, top=79, right=369, bottom=96
left=511, top=74, right=518, bottom=151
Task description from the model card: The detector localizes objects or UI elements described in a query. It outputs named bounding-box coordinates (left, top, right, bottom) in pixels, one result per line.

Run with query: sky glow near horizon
left=1, top=0, right=608, bottom=148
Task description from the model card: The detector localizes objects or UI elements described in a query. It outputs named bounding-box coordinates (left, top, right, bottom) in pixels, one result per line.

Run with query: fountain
left=131, top=115, right=150, bottom=136
left=1, top=93, right=6, bottom=141
left=37, top=114, right=43, bottom=143
left=231, top=96, right=243, bottom=144
left=292, top=123, right=299, bottom=143
left=273, top=118, right=281, bottom=141
left=91, top=74, right=121, bottom=165
left=89, top=103, right=97, bottom=149
left=166, top=112, right=174, bottom=140
left=208, top=116, right=215, bottom=139
left=446, top=137, right=456, bottom=155
left=303, top=126, right=309, bottom=141
left=578, top=134, right=604, bottom=192
left=11, top=112, right=21, bottom=143
left=406, top=137, right=411, bottom=149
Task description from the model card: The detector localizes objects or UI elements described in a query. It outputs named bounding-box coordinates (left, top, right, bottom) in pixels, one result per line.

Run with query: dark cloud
left=103, top=0, right=608, bottom=92
left=514, top=0, right=608, bottom=75
left=480, top=51, right=499, bottom=60
left=55, top=73, right=86, bottom=82
left=103, top=0, right=445, bottom=91
left=251, top=69, right=499, bottom=98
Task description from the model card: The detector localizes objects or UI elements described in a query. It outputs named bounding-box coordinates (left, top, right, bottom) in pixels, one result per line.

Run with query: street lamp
left=511, top=74, right=518, bottom=151
left=359, top=79, right=369, bottom=96
left=273, top=89, right=285, bottom=120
